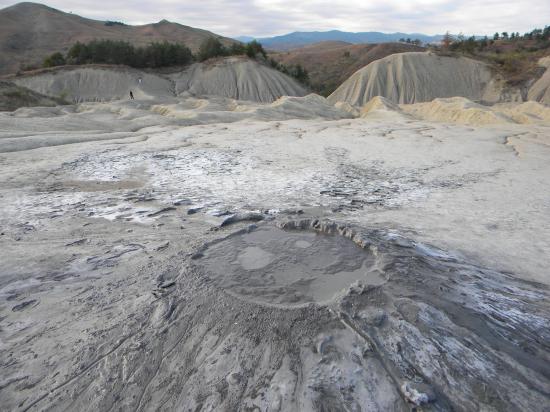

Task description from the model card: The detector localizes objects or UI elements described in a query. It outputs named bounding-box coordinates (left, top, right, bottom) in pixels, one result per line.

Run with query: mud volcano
left=193, top=220, right=550, bottom=409
left=195, top=225, right=387, bottom=306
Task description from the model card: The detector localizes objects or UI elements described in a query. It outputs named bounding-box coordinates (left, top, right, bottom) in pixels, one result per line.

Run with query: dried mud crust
left=1, top=216, right=549, bottom=411
left=1, top=106, right=550, bottom=411
left=193, top=219, right=550, bottom=411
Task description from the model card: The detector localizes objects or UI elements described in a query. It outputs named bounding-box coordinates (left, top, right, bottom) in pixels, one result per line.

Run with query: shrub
left=43, top=52, right=66, bottom=68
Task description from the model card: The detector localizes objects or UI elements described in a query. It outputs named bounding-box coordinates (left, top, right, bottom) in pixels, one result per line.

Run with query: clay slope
left=0, top=2, right=236, bottom=75
left=170, top=57, right=308, bottom=103
left=10, top=58, right=308, bottom=103
left=270, top=42, right=423, bottom=95
left=327, top=52, right=507, bottom=105
left=528, top=56, right=550, bottom=104
left=0, top=80, right=66, bottom=111
left=12, top=66, right=175, bottom=103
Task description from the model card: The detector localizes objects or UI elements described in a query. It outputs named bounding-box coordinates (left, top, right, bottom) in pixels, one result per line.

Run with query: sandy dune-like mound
left=396, top=97, right=550, bottom=126
left=0, top=80, right=66, bottom=111
left=12, top=66, right=174, bottom=103
left=527, top=56, right=550, bottom=105
left=334, top=101, right=361, bottom=117
left=494, top=100, right=550, bottom=124
left=0, top=93, right=353, bottom=152
left=256, top=94, right=352, bottom=120
left=170, top=57, right=308, bottom=103
left=359, top=95, right=409, bottom=120
left=149, top=94, right=351, bottom=123
left=401, top=97, right=514, bottom=125
left=327, top=52, right=506, bottom=106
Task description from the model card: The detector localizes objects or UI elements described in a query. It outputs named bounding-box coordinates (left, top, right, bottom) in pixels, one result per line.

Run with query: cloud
left=1, top=0, right=548, bottom=37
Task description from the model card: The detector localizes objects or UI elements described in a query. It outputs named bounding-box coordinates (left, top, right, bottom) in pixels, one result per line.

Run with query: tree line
left=398, top=38, right=423, bottom=46
left=41, top=38, right=308, bottom=85
left=441, top=25, right=550, bottom=53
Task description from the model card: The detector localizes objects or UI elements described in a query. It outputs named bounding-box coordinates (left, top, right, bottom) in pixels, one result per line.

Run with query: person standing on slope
left=130, top=91, right=134, bottom=100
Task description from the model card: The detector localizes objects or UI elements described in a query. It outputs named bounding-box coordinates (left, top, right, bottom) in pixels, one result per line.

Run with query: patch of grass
left=4, top=90, right=27, bottom=99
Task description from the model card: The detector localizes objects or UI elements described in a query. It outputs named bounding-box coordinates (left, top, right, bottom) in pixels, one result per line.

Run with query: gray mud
left=187, top=219, right=550, bottom=410
left=1, top=104, right=550, bottom=411
left=195, top=226, right=387, bottom=306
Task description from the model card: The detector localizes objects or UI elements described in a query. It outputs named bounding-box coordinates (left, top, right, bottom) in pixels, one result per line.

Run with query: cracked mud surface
left=1, top=98, right=550, bottom=410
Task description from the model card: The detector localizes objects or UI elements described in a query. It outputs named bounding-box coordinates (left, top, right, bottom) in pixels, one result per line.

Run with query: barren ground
left=1, top=97, right=549, bottom=411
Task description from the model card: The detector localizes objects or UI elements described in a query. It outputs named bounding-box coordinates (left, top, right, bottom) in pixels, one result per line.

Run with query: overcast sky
left=2, top=0, right=548, bottom=37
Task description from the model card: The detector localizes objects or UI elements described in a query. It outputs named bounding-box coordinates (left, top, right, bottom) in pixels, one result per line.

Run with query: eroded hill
left=269, top=42, right=424, bottom=95
left=7, top=57, right=308, bottom=104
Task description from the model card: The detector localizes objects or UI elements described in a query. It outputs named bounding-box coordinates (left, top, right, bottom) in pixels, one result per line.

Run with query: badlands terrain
left=1, top=39, right=550, bottom=412
left=269, top=41, right=423, bottom=96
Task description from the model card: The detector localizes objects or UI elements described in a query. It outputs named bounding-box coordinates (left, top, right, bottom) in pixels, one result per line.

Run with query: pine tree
left=442, top=31, right=453, bottom=49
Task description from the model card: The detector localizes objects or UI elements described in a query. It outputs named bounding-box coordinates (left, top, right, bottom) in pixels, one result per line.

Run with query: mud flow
left=190, top=220, right=550, bottom=410
left=195, top=226, right=387, bottom=307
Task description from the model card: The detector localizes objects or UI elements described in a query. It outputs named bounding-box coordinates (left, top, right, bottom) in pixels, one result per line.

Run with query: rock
left=159, top=280, right=175, bottom=289
left=155, top=242, right=170, bottom=251
left=173, top=199, right=192, bottom=206
left=65, top=238, right=87, bottom=246
left=316, top=335, right=333, bottom=355
left=357, top=308, right=387, bottom=327
left=187, top=207, right=203, bottom=215
left=147, top=207, right=176, bottom=217
left=226, top=372, right=241, bottom=385
left=220, top=212, right=265, bottom=227
left=12, top=300, right=38, bottom=312
left=401, top=381, right=436, bottom=405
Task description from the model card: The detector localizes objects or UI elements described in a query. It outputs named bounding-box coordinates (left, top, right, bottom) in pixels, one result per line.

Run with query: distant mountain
left=237, top=30, right=443, bottom=51
left=0, top=2, right=237, bottom=75
left=234, top=36, right=256, bottom=43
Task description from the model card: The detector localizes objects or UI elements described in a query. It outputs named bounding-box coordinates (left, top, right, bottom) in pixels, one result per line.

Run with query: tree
left=287, top=64, right=309, bottom=84
left=478, top=36, right=488, bottom=50
left=228, top=43, right=246, bottom=55
left=493, top=32, right=500, bottom=40
left=501, top=31, right=509, bottom=39
left=245, top=40, right=266, bottom=58
left=442, top=31, right=453, bottom=49
left=197, top=38, right=227, bottom=61
left=66, top=39, right=193, bottom=68
left=531, top=28, right=543, bottom=40
left=43, top=52, right=66, bottom=67
left=464, top=36, right=477, bottom=53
